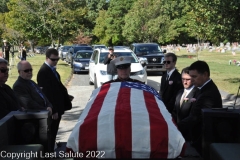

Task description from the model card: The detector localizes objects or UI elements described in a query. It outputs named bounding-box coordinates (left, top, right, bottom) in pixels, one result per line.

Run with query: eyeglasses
left=163, top=61, right=172, bottom=64
left=22, top=69, right=33, bottom=73
left=0, top=68, right=9, bottom=73
left=49, top=58, right=60, bottom=61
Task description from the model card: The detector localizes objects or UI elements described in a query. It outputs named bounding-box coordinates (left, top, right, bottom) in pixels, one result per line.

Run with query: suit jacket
left=172, top=87, right=199, bottom=140
left=0, top=84, right=20, bottom=119
left=37, top=63, right=72, bottom=115
left=159, top=69, right=183, bottom=113
left=178, top=80, right=222, bottom=142
left=13, top=76, right=52, bottom=110
left=103, top=54, right=117, bottom=75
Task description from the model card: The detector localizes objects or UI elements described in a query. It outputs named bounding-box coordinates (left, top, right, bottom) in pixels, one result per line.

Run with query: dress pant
left=4, top=51, right=9, bottom=63
left=48, top=114, right=62, bottom=152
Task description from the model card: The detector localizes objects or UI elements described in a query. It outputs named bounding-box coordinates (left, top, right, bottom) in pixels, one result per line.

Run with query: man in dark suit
left=172, top=67, right=198, bottom=140
left=13, top=60, right=52, bottom=112
left=104, top=47, right=118, bottom=80
left=178, top=60, right=222, bottom=155
left=159, top=52, right=183, bottom=113
left=2, top=40, right=11, bottom=63
left=0, top=58, right=20, bottom=119
left=37, top=48, right=73, bottom=152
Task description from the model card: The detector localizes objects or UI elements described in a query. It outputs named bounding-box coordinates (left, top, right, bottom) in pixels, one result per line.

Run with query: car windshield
left=75, top=51, right=93, bottom=59
left=63, top=46, right=72, bottom=51
left=135, top=45, right=162, bottom=54
left=94, top=45, right=106, bottom=49
left=74, top=46, right=93, bottom=52
left=99, top=52, right=139, bottom=64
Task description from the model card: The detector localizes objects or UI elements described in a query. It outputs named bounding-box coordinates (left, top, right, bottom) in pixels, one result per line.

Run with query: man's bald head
left=17, top=60, right=33, bottom=80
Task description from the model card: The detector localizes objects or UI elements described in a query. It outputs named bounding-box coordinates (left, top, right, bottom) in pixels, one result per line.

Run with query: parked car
left=34, top=47, right=42, bottom=54
left=130, top=43, right=166, bottom=73
left=65, top=46, right=93, bottom=67
left=89, top=48, right=147, bottom=89
left=58, top=45, right=72, bottom=60
left=72, top=50, right=93, bottom=73
left=92, top=44, right=107, bottom=50
left=114, top=46, right=130, bottom=49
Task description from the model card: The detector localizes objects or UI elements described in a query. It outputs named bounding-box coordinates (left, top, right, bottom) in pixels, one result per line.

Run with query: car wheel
left=94, top=74, right=97, bottom=89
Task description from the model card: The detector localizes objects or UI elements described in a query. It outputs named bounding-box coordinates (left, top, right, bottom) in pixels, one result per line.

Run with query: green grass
left=6, top=54, right=72, bottom=88
left=174, top=49, right=240, bottom=95
left=6, top=50, right=240, bottom=95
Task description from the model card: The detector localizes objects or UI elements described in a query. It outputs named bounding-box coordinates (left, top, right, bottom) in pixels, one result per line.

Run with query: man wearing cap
left=104, top=47, right=118, bottom=80
left=2, top=40, right=11, bottom=63
left=103, top=56, right=144, bottom=84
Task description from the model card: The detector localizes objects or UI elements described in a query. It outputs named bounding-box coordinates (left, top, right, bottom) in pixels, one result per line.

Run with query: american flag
left=66, top=82, right=185, bottom=158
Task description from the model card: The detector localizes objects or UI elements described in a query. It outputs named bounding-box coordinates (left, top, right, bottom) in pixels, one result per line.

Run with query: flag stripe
left=144, top=91, right=169, bottom=158
left=79, top=83, right=111, bottom=155
left=131, top=88, right=151, bottom=158
left=66, top=82, right=185, bottom=159
left=154, top=97, right=185, bottom=158
left=66, top=86, right=101, bottom=152
left=115, top=87, right=132, bottom=158
left=97, top=83, right=121, bottom=158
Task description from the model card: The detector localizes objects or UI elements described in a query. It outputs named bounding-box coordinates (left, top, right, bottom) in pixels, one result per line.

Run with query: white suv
left=89, top=48, right=147, bottom=89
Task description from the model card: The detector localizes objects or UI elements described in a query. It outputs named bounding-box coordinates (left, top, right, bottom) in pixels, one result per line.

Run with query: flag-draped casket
left=66, top=82, right=185, bottom=158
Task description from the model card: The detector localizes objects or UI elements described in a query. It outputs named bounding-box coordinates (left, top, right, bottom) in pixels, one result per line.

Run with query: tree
left=185, top=0, right=240, bottom=44
left=5, top=0, right=88, bottom=50
left=94, top=0, right=136, bottom=46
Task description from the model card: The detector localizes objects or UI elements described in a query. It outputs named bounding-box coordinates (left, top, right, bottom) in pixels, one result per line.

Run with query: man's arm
left=103, top=54, right=111, bottom=64
left=13, top=84, right=47, bottom=110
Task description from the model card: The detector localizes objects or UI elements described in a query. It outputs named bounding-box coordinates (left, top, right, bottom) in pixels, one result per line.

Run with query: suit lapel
left=176, top=90, right=184, bottom=110
left=181, top=87, right=198, bottom=108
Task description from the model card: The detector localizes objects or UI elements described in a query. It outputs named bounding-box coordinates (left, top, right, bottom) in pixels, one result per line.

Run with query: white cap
left=112, top=56, right=132, bottom=69
left=3, top=40, right=7, bottom=43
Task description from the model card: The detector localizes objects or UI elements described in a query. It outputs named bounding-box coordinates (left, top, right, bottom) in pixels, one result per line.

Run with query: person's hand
left=52, top=112, right=58, bottom=120
left=47, top=107, right=52, bottom=115
left=108, top=53, right=113, bottom=58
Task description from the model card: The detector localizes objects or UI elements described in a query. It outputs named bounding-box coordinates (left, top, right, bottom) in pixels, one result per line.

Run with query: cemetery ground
left=175, top=49, right=240, bottom=95
left=5, top=49, right=240, bottom=96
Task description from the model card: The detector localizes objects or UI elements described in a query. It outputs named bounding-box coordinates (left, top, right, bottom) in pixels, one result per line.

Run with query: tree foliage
left=1, top=0, right=240, bottom=46
left=5, top=0, right=88, bottom=46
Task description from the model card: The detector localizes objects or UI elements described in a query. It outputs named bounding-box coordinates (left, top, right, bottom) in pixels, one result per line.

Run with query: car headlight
left=131, top=70, right=144, bottom=75
left=100, top=70, right=107, bottom=75
left=138, top=57, right=148, bottom=64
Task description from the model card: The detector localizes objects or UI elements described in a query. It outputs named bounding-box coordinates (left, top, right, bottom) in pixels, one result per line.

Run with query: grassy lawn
left=174, top=48, right=240, bottom=95
left=6, top=54, right=72, bottom=88
left=6, top=49, right=240, bottom=95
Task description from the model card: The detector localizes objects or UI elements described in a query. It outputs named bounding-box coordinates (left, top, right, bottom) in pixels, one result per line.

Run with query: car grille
left=130, top=71, right=138, bottom=75
left=147, top=57, right=164, bottom=63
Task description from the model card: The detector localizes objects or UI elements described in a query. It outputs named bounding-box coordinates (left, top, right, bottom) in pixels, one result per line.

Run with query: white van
left=89, top=48, right=147, bottom=89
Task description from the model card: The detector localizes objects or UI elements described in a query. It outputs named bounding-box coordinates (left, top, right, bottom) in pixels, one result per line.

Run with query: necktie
left=166, top=73, right=169, bottom=81
left=29, top=81, right=46, bottom=106
left=52, top=68, right=59, bottom=81
left=180, top=90, right=188, bottom=107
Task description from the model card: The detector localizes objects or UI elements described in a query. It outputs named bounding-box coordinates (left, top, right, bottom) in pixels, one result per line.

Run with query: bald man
left=13, top=60, right=52, bottom=113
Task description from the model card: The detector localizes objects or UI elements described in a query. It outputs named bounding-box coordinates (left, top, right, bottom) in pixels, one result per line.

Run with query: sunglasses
left=22, top=69, right=33, bottom=73
left=163, top=61, right=172, bottom=64
left=0, top=68, right=9, bottom=73
left=49, top=58, right=60, bottom=61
